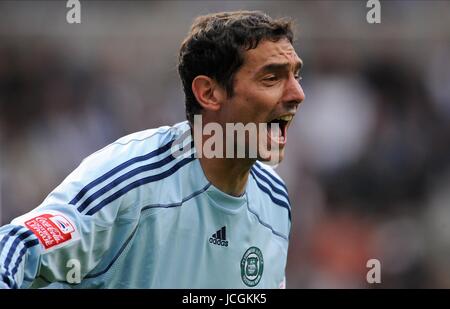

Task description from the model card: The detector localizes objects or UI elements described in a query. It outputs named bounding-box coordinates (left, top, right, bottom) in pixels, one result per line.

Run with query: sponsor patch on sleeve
left=13, top=210, right=79, bottom=251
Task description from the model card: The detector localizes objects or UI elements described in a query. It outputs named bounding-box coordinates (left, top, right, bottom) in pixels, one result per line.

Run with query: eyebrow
left=258, top=60, right=303, bottom=75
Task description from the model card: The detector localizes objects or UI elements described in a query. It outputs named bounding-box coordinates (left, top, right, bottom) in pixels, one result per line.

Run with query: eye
left=294, top=73, right=303, bottom=81
left=263, top=75, right=278, bottom=82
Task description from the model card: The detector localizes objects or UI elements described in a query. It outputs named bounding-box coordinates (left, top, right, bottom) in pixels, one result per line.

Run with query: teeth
left=277, top=115, right=293, bottom=122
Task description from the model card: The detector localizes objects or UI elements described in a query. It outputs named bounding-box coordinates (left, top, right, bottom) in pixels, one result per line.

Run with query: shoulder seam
left=245, top=201, right=289, bottom=241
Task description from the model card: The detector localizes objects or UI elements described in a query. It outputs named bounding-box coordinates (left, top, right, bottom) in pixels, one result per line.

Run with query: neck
left=198, top=156, right=254, bottom=197
left=190, top=119, right=255, bottom=196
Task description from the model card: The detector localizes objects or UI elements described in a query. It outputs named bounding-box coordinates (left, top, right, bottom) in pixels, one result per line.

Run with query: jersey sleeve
left=0, top=145, right=140, bottom=289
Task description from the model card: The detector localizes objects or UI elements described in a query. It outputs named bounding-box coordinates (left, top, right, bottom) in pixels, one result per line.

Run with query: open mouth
left=267, top=115, right=293, bottom=145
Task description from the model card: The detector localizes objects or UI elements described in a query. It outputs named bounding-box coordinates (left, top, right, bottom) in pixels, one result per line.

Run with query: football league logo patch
left=22, top=212, right=78, bottom=250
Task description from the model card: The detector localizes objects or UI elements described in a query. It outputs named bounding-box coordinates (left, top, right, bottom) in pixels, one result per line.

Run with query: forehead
left=242, top=38, right=301, bottom=71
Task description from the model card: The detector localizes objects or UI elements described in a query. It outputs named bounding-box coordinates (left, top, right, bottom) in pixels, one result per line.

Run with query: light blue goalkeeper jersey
left=0, top=121, right=292, bottom=289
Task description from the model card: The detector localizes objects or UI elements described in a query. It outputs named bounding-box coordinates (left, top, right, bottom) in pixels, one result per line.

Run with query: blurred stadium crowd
left=1, top=1, right=450, bottom=288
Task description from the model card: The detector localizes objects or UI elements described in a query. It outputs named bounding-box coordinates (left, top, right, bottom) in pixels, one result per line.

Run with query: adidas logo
left=209, top=226, right=228, bottom=247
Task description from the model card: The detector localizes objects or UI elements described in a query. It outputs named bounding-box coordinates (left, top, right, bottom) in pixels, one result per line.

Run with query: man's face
left=220, top=38, right=305, bottom=164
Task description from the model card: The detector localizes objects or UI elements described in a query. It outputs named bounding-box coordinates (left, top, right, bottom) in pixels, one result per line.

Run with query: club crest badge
left=240, top=246, right=264, bottom=287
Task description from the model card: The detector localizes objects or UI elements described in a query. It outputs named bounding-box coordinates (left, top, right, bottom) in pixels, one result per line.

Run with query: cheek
left=232, top=84, right=282, bottom=121
left=244, top=90, right=279, bottom=115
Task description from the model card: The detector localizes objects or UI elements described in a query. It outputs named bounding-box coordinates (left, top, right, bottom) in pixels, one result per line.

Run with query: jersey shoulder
left=49, top=121, right=192, bottom=215
left=85, top=122, right=187, bottom=166
left=72, top=121, right=190, bottom=182
left=254, top=162, right=289, bottom=189
left=248, top=161, right=292, bottom=240
left=252, top=161, right=290, bottom=202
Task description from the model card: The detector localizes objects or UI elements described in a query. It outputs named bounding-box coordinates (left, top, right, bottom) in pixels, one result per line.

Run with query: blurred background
left=1, top=0, right=450, bottom=288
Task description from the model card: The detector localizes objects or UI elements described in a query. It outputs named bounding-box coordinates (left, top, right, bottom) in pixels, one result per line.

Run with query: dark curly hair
left=178, top=11, right=294, bottom=123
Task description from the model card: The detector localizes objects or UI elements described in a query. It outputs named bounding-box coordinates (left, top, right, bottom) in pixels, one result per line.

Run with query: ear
left=191, top=75, right=225, bottom=112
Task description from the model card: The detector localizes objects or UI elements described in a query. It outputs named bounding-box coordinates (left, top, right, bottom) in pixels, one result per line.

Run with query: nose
left=283, top=75, right=305, bottom=106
